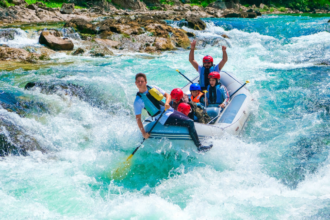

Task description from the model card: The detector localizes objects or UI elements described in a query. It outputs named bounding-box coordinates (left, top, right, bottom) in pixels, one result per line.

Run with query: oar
left=230, top=81, right=250, bottom=99
left=203, top=90, right=208, bottom=107
left=176, top=69, right=193, bottom=84
left=111, top=110, right=167, bottom=180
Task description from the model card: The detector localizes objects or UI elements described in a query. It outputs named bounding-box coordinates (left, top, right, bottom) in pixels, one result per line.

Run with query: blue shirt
left=134, top=85, right=174, bottom=125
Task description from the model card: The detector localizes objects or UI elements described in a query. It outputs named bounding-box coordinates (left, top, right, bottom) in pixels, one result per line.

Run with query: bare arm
left=218, top=46, right=228, bottom=71
left=164, top=92, right=171, bottom=110
left=136, top=114, right=150, bottom=139
left=189, top=40, right=199, bottom=72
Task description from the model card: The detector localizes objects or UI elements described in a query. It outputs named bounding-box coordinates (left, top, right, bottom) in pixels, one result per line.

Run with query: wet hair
left=135, top=73, right=147, bottom=82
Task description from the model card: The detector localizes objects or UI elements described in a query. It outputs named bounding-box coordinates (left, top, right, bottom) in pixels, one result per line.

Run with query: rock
left=27, top=4, right=38, bottom=10
left=208, top=0, right=226, bottom=9
left=221, top=34, right=230, bottom=39
left=0, top=29, right=20, bottom=41
left=9, top=0, right=25, bottom=5
left=172, top=29, right=190, bottom=49
left=94, top=38, right=121, bottom=48
left=89, top=44, right=114, bottom=57
left=260, top=3, right=268, bottom=10
left=247, top=12, right=257, bottom=18
left=224, top=12, right=241, bottom=18
left=186, top=32, right=195, bottom=37
left=39, top=31, right=74, bottom=51
left=145, top=23, right=173, bottom=38
left=328, top=20, right=330, bottom=23
left=72, top=47, right=84, bottom=55
left=60, top=3, right=75, bottom=14
left=145, top=46, right=157, bottom=53
left=65, top=18, right=97, bottom=34
left=0, top=118, right=44, bottom=156
left=154, top=37, right=175, bottom=50
left=255, top=11, right=262, bottom=16
left=186, top=17, right=206, bottom=30
left=0, top=46, right=30, bottom=61
left=111, top=0, right=147, bottom=10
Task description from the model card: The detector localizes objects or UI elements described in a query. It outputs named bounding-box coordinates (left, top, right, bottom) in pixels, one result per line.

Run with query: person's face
left=209, top=78, right=216, bottom=87
left=135, top=77, right=147, bottom=89
left=203, top=62, right=212, bottom=69
left=191, top=90, right=199, bottom=97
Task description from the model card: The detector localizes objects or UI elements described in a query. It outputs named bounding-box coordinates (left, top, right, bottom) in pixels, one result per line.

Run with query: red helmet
left=170, top=88, right=183, bottom=102
left=178, top=103, right=191, bottom=116
left=208, top=71, right=220, bottom=80
left=203, top=55, right=213, bottom=63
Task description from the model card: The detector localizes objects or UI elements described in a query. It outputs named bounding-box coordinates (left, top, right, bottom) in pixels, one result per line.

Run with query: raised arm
left=189, top=40, right=199, bottom=72
left=218, top=46, right=228, bottom=71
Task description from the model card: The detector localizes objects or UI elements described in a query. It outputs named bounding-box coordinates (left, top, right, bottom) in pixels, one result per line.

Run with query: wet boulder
left=328, top=19, right=330, bottom=23
left=0, top=29, right=19, bottom=41
left=61, top=3, right=75, bottom=14
left=89, top=46, right=114, bottom=57
left=72, top=47, right=85, bottom=55
left=39, top=31, right=74, bottom=51
left=64, top=18, right=97, bottom=34
left=172, top=29, right=190, bottom=49
left=27, top=4, right=38, bottom=10
left=0, top=118, right=44, bottom=157
left=145, top=23, right=173, bottom=38
left=94, top=38, right=121, bottom=48
left=185, top=17, right=206, bottom=30
left=111, top=0, right=147, bottom=10
left=154, top=37, right=175, bottom=50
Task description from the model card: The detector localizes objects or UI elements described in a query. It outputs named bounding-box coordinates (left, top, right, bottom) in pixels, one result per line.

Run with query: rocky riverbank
left=0, top=1, right=329, bottom=67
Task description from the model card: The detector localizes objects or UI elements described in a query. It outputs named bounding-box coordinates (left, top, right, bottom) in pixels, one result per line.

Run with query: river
left=1, top=15, right=330, bottom=219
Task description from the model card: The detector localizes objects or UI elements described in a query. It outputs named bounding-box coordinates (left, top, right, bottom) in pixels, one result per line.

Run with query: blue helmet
left=190, top=83, right=201, bottom=91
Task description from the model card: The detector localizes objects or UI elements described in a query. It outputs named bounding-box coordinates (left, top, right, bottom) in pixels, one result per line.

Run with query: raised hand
left=222, top=45, right=227, bottom=51
left=191, top=40, right=197, bottom=49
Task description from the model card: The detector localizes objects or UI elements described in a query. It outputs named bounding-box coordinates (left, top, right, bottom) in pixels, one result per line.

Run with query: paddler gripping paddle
left=111, top=109, right=167, bottom=180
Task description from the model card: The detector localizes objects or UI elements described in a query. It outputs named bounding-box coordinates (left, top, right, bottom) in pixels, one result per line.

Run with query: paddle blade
left=246, top=80, right=250, bottom=84
left=110, top=154, right=133, bottom=180
left=176, top=69, right=180, bottom=72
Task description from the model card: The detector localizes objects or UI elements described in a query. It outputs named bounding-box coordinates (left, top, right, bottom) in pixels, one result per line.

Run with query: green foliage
left=278, top=6, right=287, bottom=12
left=189, top=0, right=216, bottom=7
left=270, top=7, right=275, bottom=12
left=241, top=0, right=330, bottom=11
left=0, top=0, right=14, bottom=7
left=150, top=6, right=162, bottom=10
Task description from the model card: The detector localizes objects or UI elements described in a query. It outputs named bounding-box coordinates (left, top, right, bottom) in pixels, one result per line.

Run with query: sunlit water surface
left=0, top=15, right=330, bottom=219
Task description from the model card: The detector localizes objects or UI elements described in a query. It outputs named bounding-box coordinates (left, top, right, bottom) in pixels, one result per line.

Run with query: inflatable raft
left=144, top=71, right=253, bottom=141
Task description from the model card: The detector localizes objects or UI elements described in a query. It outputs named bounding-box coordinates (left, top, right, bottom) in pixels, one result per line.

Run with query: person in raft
left=170, top=88, right=211, bottom=124
left=134, top=73, right=213, bottom=152
left=189, top=40, right=228, bottom=91
left=205, top=72, right=229, bottom=108
left=190, top=83, right=203, bottom=104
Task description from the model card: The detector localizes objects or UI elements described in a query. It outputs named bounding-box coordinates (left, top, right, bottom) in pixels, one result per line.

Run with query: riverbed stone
left=154, top=37, right=175, bottom=50
left=72, top=47, right=84, bottom=55
left=61, top=3, right=75, bottom=14
left=186, top=17, right=206, bottom=30
left=39, top=31, right=74, bottom=51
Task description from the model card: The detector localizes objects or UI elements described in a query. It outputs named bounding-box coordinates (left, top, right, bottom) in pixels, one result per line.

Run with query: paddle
left=230, top=81, right=250, bottom=99
left=176, top=69, right=193, bottom=84
left=111, top=110, right=167, bottom=180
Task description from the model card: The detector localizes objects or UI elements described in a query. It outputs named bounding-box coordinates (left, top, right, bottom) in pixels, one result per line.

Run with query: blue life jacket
left=206, top=84, right=225, bottom=104
left=200, top=65, right=216, bottom=88
left=137, top=86, right=164, bottom=117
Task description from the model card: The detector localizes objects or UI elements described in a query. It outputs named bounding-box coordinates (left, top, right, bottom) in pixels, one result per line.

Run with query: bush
left=270, top=7, right=275, bottom=12
left=278, top=7, right=287, bottom=12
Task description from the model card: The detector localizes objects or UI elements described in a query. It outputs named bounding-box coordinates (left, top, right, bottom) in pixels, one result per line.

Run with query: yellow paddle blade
left=246, top=80, right=250, bottom=83
left=203, top=90, right=208, bottom=93
left=110, top=154, right=133, bottom=180
left=176, top=69, right=180, bottom=72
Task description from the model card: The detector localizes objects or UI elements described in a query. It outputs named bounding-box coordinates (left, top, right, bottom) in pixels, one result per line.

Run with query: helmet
left=170, top=88, right=183, bottom=102
left=208, top=71, right=220, bottom=80
left=203, top=55, right=213, bottom=63
left=190, top=83, right=201, bottom=91
left=178, top=103, right=191, bottom=116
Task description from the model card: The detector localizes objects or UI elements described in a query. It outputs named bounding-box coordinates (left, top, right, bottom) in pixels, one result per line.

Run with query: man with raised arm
left=189, top=40, right=228, bottom=91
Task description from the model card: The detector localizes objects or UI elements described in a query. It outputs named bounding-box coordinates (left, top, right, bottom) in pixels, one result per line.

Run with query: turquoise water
left=0, top=15, right=330, bottom=219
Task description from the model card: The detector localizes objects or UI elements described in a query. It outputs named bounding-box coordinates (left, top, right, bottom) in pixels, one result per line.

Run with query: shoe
left=197, top=144, right=213, bottom=152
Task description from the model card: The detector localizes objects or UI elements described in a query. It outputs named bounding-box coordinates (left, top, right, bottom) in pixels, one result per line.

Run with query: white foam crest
left=0, top=28, right=39, bottom=48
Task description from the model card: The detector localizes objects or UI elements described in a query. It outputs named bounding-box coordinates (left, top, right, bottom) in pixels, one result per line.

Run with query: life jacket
left=137, top=85, right=164, bottom=117
left=199, top=65, right=217, bottom=88
left=191, top=92, right=203, bottom=103
left=206, top=84, right=226, bottom=104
